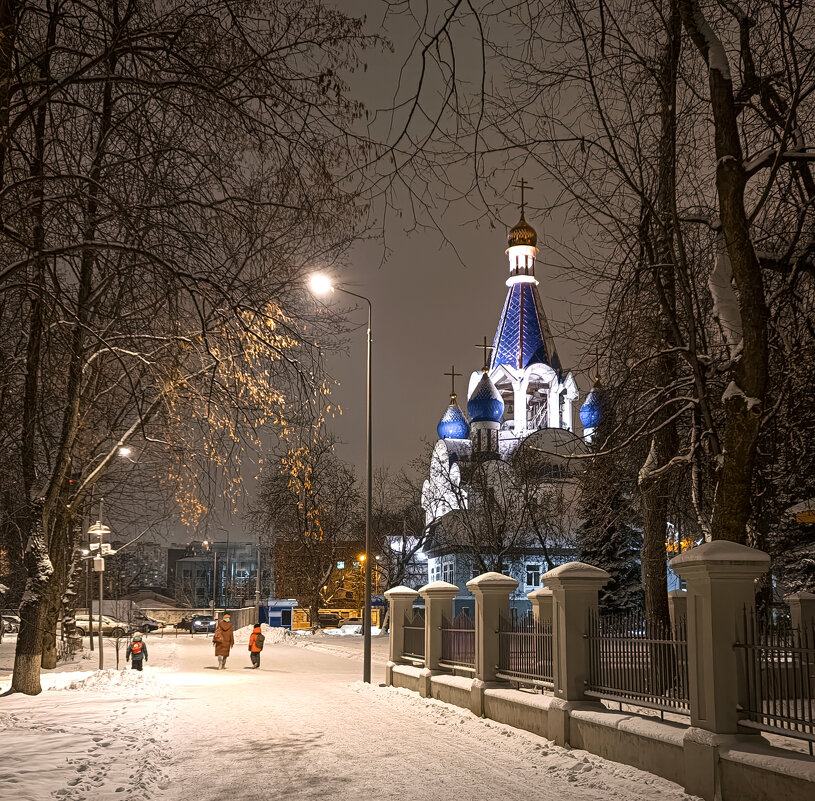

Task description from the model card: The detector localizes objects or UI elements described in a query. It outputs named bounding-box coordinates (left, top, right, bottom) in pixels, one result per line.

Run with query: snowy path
left=1, top=632, right=699, bottom=801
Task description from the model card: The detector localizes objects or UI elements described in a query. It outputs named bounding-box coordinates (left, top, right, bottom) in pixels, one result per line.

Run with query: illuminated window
left=336, top=561, right=345, bottom=570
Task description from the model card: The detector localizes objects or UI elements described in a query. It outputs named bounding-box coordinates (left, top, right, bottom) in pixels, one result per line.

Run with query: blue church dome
left=579, top=382, right=602, bottom=429
left=437, top=396, right=470, bottom=439
left=468, top=372, right=505, bottom=423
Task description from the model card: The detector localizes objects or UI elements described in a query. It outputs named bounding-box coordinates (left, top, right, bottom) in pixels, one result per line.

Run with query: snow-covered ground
left=1, top=628, right=700, bottom=800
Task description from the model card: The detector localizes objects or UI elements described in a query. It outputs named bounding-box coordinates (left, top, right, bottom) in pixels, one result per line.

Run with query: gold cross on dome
left=475, top=336, right=494, bottom=371
left=513, top=177, right=533, bottom=216
left=443, top=365, right=462, bottom=398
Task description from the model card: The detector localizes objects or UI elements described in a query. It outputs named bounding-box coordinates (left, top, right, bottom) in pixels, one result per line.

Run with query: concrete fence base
left=386, top=669, right=815, bottom=801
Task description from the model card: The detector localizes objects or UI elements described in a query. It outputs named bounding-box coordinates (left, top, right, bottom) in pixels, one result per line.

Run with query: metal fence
left=403, top=609, right=425, bottom=661
left=440, top=610, right=475, bottom=670
left=585, top=609, right=690, bottom=715
left=735, top=611, right=815, bottom=754
left=497, top=612, right=553, bottom=687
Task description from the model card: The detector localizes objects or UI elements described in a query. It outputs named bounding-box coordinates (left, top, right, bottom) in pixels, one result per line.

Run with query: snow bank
left=233, top=623, right=303, bottom=644
left=46, top=668, right=170, bottom=697
left=323, top=624, right=382, bottom=636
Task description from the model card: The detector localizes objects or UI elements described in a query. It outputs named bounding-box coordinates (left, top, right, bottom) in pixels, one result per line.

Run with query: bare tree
left=254, top=430, right=360, bottom=628
left=0, top=0, right=376, bottom=694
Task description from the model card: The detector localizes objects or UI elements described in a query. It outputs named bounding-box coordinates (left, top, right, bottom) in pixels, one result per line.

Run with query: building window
left=526, top=564, right=541, bottom=588
left=442, top=559, right=455, bottom=584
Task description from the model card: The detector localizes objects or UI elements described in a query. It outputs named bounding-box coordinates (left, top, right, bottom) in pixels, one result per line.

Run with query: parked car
left=338, top=616, right=363, bottom=628
left=318, top=613, right=341, bottom=629
left=191, top=614, right=217, bottom=633
left=2, top=614, right=20, bottom=633
left=134, top=615, right=162, bottom=633
left=74, top=615, right=131, bottom=638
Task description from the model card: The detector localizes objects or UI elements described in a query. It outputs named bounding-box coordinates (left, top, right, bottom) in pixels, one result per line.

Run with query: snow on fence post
left=527, top=587, right=553, bottom=627
left=383, top=586, right=419, bottom=687
left=467, top=572, right=518, bottom=716
left=670, top=541, right=770, bottom=801
left=541, top=561, right=610, bottom=746
left=786, top=591, right=815, bottom=631
left=418, top=581, right=459, bottom=698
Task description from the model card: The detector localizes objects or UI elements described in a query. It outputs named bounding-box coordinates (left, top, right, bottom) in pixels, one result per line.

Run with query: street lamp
left=310, top=273, right=373, bottom=683
left=88, top=517, right=112, bottom=669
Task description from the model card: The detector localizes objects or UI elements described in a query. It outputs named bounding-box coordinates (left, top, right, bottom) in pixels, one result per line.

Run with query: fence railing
left=440, top=610, right=475, bottom=670
left=497, top=612, right=553, bottom=687
left=584, top=609, right=690, bottom=716
left=402, top=609, right=425, bottom=662
left=735, top=611, right=815, bottom=753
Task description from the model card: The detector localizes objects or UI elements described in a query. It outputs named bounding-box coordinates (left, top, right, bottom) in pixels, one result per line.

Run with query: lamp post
left=88, top=514, right=111, bottom=670
left=310, top=274, right=373, bottom=683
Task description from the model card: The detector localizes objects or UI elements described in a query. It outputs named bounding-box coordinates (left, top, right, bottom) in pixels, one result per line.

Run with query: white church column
left=548, top=384, right=560, bottom=428
left=514, top=378, right=526, bottom=433
left=562, top=393, right=573, bottom=431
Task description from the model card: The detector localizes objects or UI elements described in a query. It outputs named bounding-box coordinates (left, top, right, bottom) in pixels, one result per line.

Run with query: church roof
left=490, top=281, right=562, bottom=372
left=437, top=395, right=470, bottom=440
left=579, top=379, right=602, bottom=429
left=467, top=371, right=504, bottom=423
left=507, top=214, right=537, bottom=247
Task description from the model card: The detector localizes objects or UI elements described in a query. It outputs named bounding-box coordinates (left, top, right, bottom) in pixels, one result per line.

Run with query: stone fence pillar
left=542, top=562, right=610, bottom=703
left=467, top=572, right=518, bottom=715
left=670, top=541, right=770, bottom=801
left=383, top=585, right=419, bottom=686
left=786, top=591, right=815, bottom=631
left=667, top=589, right=687, bottom=628
left=527, top=587, right=553, bottom=627
left=541, top=562, right=609, bottom=746
left=417, top=581, right=459, bottom=697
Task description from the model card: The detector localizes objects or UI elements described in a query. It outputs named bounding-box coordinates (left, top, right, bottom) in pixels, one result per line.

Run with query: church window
left=526, top=564, right=541, bottom=587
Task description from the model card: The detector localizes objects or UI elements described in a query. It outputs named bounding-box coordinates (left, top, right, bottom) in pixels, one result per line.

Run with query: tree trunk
left=639, top=0, right=681, bottom=632
left=62, top=537, right=83, bottom=656
left=680, top=0, right=769, bottom=545
left=8, top=500, right=53, bottom=695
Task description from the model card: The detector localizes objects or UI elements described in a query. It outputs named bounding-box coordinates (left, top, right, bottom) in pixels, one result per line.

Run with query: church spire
left=490, top=181, right=561, bottom=372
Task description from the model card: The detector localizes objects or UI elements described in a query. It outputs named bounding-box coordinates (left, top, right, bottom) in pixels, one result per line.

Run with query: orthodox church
left=419, top=198, right=602, bottom=605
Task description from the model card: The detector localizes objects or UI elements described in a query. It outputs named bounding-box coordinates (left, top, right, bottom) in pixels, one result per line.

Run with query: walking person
left=126, top=633, right=148, bottom=671
left=212, top=613, right=234, bottom=669
left=248, top=623, right=265, bottom=669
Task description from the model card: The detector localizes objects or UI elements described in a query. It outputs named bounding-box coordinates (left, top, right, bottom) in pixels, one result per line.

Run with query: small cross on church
left=443, top=365, right=462, bottom=398
left=475, top=336, right=494, bottom=371
left=513, top=177, right=533, bottom=217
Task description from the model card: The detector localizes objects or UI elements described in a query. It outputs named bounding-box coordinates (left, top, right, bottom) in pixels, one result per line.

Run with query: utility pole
left=254, top=543, right=262, bottom=623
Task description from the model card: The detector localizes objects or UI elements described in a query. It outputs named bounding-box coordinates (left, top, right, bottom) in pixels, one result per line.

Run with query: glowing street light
left=309, top=273, right=373, bottom=683
left=309, top=273, right=335, bottom=296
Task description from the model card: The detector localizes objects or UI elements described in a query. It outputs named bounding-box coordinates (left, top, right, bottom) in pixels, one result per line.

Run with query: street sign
left=796, top=510, right=815, bottom=524
left=89, top=542, right=114, bottom=554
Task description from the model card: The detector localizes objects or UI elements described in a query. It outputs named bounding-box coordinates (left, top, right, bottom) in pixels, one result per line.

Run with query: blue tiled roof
left=490, top=282, right=561, bottom=372
left=437, top=398, right=470, bottom=439
left=468, top=372, right=504, bottom=423
left=580, top=384, right=602, bottom=428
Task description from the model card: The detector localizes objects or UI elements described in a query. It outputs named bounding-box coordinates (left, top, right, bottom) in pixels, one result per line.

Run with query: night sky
left=319, top=3, right=595, bottom=477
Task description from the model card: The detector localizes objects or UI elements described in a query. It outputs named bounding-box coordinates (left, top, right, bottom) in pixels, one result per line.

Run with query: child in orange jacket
left=248, top=624, right=265, bottom=669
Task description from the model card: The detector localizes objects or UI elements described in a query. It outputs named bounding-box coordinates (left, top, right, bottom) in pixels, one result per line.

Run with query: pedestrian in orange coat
left=248, top=623, right=265, bottom=669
